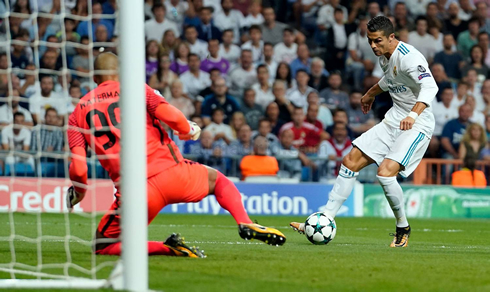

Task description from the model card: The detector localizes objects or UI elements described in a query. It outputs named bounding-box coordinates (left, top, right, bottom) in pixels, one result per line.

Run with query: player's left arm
left=399, top=56, right=439, bottom=130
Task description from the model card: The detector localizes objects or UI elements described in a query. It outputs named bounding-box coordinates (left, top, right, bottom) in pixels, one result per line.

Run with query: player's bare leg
left=290, top=147, right=373, bottom=234
left=206, top=166, right=286, bottom=246
left=377, top=159, right=410, bottom=248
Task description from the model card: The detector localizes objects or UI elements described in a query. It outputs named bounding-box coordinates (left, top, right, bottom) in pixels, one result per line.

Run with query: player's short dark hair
left=283, top=27, right=294, bottom=34
left=367, top=16, right=395, bottom=37
left=256, top=64, right=268, bottom=72
left=249, top=25, right=262, bottom=33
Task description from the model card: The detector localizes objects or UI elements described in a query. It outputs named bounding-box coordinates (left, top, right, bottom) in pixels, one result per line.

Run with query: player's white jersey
left=377, top=41, right=438, bottom=137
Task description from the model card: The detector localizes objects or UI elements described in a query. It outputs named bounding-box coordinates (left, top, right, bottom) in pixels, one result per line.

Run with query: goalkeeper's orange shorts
left=97, top=160, right=210, bottom=238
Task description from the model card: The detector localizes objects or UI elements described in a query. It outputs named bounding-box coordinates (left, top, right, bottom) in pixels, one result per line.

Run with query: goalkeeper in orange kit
left=66, top=52, right=286, bottom=258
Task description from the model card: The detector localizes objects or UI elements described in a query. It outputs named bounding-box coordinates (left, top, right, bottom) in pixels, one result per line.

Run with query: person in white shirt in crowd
left=458, top=0, right=474, bottom=21
left=169, top=79, right=196, bottom=119
left=273, top=27, right=298, bottom=64
left=465, top=69, right=484, bottom=112
left=477, top=31, right=490, bottom=68
left=219, top=29, right=241, bottom=70
left=367, top=2, right=383, bottom=20
left=260, top=42, right=278, bottom=83
left=29, top=75, right=66, bottom=125
left=451, top=80, right=468, bottom=110
left=165, top=0, right=192, bottom=30
left=307, top=91, right=333, bottom=128
left=0, top=89, right=33, bottom=127
left=287, top=69, right=316, bottom=110
left=429, top=87, right=458, bottom=157
left=228, top=49, right=257, bottom=98
left=206, top=107, right=235, bottom=145
left=213, top=0, right=244, bottom=44
left=184, top=25, right=208, bottom=60
left=405, top=0, right=434, bottom=17
left=180, top=53, right=211, bottom=100
left=66, top=84, right=83, bottom=114
left=316, top=0, right=348, bottom=33
left=466, top=95, right=486, bottom=127
left=144, top=3, right=180, bottom=43
left=241, top=1, right=264, bottom=28
left=302, top=0, right=325, bottom=29
left=241, top=25, right=264, bottom=63
left=252, top=64, right=275, bottom=110
left=408, top=16, right=438, bottom=62
left=1, top=112, right=35, bottom=169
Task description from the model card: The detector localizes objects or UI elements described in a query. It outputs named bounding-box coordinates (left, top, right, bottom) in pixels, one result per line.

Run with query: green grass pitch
left=0, top=213, right=489, bottom=291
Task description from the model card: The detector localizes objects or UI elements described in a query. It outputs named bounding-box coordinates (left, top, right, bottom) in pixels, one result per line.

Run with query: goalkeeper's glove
left=66, top=186, right=85, bottom=211
left=174, top=120, right=201, bottom=141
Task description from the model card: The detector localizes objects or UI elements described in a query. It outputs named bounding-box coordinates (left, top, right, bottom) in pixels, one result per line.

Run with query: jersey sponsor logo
left=418, top=73, right=431, bottom=80
left=388, top=85, right=407, bottom=94
left=418, top=65, right=426, bottom=72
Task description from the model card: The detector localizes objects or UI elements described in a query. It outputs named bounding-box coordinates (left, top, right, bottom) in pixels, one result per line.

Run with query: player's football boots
left=164, top=233, right=206, bottom=258
left=289, top=222, right=305, bottom=234
left=390, top=226, right=411, bottom=248
left=238, top=223, right=286, bottom=246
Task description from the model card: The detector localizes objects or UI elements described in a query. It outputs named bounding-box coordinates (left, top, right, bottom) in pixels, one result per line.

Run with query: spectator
left=0, top=89, right=33, bottom=127
left=408, top=16, right=438, bottom=62
left=71, top=0, right=89, bottom=18
left=71, top=37, right=91, bottom=82
left=458, top=0, right=475, bottom=21
left=461, top=45, right=489, bottom=78
left=475, top=1, right=490, bottom=35
left=67, top=84, right=83, bottom=114
left=214, top=0, right=244, bottom=44
left=433, top=33, right=465, bottom=81
left=201, top=39, right=230, bottom=75
left=434, top=87, right=459, bottom=136
left=459, top=122, right=487, bottom=160
left=466, top=95, right=485, bottom=127
left=227, top=124, right=253, bottom=156
left=95, top=24, right=109, bottom=43
left=266, top=101, right=287, bottom=135
left=279, top=107, right=327, bottom=153
left=241, top=1, right=264, bottom=28
left=28, top=15, right=57, bottom=42
left=145, top=40, right=161, bottom=82
left=29, top=75, right=66, bottom=125
left=1, top=112, right=34, bottom=169
left=252, top=64, right=274, bottom=110
left=450, top=81, right=467, bottom=110
left=229, top=111, right=247, bottom=139
left=219, top=29, right=241, bottom=68
left=316, top=0, right=348, bottom=32
left=184, top=25, right=208, bottom=60
left=149, top=53, right=178, bottom=100
left=161, top=30, right=180, bottom=61
left=320, top=72, right=349, bottom=110
left=444, top=2, right=468, bottom=40
left=325, top=8, right=356, bottom=72
left=261, top=42, right=278, bottom=83
left=240, top=136, right=279, bottom=180
left=273, top=129, right=309, bottom=179
left=77, top=2, right=114, bottom=40
left=318, top=122, right=353, bottom=177
left=201, top=77, right=241, bottom=125
left=272, top=81, right=294, bottom=122
left=198, top=68, right=222, bottom=98
left=485, top=115, right=490, bottom=140
left=465, top=69, right=484, bottom=111
left=457, top=17, right=480, bottom=60
left=145, top=3, right=180, bottom=42
left=346, top=17, right=376, bottom=90
left=441, top=103, right=472, bottom=159
left=477, top=32, right=490, bottom=68
left=452, top=155, right=487, bottom=187
left=425, top=2, right=443, bottom=30
left=40, top=50, right=62, bottom=78
left=165, top=0, right=191, bottom=29
left=197, top=7, right=222, bottom=42
left=305, top=103, right=324, bottom=130
left=10, top=34, right=29, bottom=70
left=180, top=53, right=211, bottom=100
left=252, top=118, right=280, bottom=151
left=30, top=108, right=65, bottom=156
left=182, top=0, right=204, bottom=28
left=261, top=7, right=305, bottom=46
left=287, top=70, right=315, bottom=110
left=275, top=62, right=294, bottom=89
left=185, top=130, right=226, bottom=172
left=170, top=42, right=190, bottom=75
left=307, top=91, right=332, bottom=128
left=206, top=108, right=235, bottom=145
left=169, top=80, right=195, bottom=118
left=308, top=57, right=329, bottom=92
left=290, top=44, right=311, bottom=78
left=102, top=0, right=117, bottom=19
left=228, top=50, right=257, bottom=98
left=273, top=28, right=298, bottom=64
left=393, top=2, right=414, bottom=31
left=481, top=79, right=490, bottom=114
left=241, top=88, right=263, bottom=130
left=241, top=25, right=264, bottom=63
left=346, top=90, right=375, bottom=137
left=18, top=63, right=37, bottom=98
left=431, top=63, right=454, bottom=101
left=326, top=108, right=355, bottom=140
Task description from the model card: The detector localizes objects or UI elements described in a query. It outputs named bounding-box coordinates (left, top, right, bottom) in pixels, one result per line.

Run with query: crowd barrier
left=413, top=159, right=490, bottom=185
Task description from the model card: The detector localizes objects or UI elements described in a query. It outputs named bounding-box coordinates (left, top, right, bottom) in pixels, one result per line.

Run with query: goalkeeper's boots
left=238, top=223, right=286, bottom=246
left=289, top=222, right=305, bottom=234
left=164, top=233, right=206, bottom=258
left=390, top=225, right=411, bottom=248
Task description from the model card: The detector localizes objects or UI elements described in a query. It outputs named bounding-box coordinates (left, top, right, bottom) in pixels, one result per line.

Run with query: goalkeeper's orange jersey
left=67, top=80, right=183, bottom=183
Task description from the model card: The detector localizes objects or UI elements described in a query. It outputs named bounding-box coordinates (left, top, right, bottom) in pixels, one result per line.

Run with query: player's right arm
left=361, top=83, right=385, bottom=114
left=67, top=111, right=88, bottom=209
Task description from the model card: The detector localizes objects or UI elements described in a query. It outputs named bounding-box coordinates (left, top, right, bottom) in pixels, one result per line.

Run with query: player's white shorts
left=352, top=122, right=430, bottom=178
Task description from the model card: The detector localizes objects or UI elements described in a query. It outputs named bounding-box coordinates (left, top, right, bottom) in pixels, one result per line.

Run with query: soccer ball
left=304, top=212, right=337, bottom=245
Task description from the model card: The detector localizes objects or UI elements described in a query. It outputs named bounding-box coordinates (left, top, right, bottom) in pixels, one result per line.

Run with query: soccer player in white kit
left=291, top=16, right=438, bottom=247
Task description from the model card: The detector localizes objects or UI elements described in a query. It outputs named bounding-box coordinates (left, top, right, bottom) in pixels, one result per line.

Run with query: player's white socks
left=323, top=164, right=359, bottom=218
left=376, top=175, right=409, bottom=228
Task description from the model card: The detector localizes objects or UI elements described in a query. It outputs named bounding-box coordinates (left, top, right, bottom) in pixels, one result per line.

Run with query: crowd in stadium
left=0, top=0, right=490, bottom=182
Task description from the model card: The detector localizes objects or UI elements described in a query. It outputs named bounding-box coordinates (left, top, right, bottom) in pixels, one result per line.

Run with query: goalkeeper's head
left=94, top=52, right=119, bottom=85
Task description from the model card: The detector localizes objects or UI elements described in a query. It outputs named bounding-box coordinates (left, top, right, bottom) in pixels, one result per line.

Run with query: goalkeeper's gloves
left=174, top=120, right=201, bottom=141
left=66, top=186, right=85, bottom=211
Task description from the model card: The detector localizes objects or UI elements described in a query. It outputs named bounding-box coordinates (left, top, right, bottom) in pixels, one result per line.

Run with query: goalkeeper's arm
left=154, top=103, right=201, bottom=140
left=67, top=113, right=88, bottom=209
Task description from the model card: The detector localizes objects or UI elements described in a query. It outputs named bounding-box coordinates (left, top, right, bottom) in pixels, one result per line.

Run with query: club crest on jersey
left=417, top=65, right=426, bottom=73
left=393, top=66, right=397, bottom=76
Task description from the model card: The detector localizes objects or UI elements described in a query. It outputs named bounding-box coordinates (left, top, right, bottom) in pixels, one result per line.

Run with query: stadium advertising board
left=364, top=185, right=490, bottom=218
left=161, top=183, right=364, bottom=217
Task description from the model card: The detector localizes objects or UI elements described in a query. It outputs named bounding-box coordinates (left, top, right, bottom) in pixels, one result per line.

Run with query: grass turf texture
left=0, top=213, right=489, bottom=292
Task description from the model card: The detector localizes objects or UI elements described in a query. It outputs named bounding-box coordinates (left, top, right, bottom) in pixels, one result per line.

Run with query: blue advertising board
left=161, top=183, right=362, bottom=217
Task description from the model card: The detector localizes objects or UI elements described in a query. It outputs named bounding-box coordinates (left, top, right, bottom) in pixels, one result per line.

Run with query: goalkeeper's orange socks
left=95, top=241, right=174, bottom=256
left=214, top=171, right=253, bottom=225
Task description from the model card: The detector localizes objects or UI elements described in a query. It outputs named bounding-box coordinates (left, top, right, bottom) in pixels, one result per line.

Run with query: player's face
left=367, top=31, right=393, bottom=56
